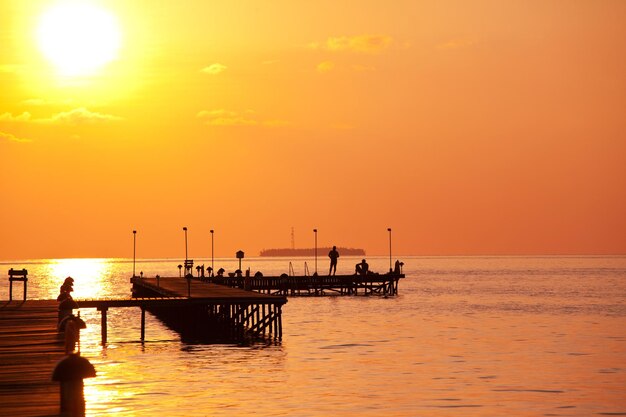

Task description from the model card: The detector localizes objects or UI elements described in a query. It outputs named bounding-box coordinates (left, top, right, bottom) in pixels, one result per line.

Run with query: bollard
left=60, top=314, right=86, bottom=354
left=52, top=353, right=96, bottom=417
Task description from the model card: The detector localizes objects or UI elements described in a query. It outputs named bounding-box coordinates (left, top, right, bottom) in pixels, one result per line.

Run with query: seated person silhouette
left=355, top=259, right=369, bottom=276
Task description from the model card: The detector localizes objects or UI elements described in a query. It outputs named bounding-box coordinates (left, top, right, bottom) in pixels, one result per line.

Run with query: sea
left=1, top=256, right=625, bottom=416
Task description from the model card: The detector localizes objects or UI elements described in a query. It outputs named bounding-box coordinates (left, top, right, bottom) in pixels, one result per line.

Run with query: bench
left=8, top=268, right=28, bottom=301
left=183, top=260, right=194, bottom=276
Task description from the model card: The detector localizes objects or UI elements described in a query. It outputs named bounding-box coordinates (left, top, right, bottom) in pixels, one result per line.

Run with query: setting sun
left=36, top=1, right=121, bottom=76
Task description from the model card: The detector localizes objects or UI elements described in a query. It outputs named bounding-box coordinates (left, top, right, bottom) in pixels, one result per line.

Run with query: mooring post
left=140, top=307, right=146, bottom=342
left=98, top=307, right=108, bottom=345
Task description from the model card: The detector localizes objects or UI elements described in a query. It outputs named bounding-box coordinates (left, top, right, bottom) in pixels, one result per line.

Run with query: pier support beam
left=141, top=307, right=146, bottom=342
left=97, top=306, right=108, bottom=345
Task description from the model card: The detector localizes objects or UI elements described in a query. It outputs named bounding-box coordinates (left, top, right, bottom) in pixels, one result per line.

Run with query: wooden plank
left=0, top=300, right=64, bottom=417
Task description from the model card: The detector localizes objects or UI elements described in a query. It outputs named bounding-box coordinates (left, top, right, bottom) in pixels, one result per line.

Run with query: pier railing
left=202, top=273, right=404, bottom=296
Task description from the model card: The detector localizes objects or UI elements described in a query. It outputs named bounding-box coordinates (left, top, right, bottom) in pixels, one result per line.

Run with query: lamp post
left=387, top=228, right=392, bottom=273
left=313, top=229, right=318, bottom=274
left=210, top=229, right=214, bottom=276
left=183, top=227, right=188, bottom=262
left=236, top=250, right=244, bottom=271
left=133, top=230, right=137, bottom=278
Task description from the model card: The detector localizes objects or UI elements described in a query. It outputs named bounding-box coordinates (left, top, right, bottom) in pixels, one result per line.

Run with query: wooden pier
left=0, top=280, right=287, bottom=416
left=130, top=276, right=287, bottom=343
left=0, top=300, right=64, bottom=417
left=203, top=273, right=404, bottom=296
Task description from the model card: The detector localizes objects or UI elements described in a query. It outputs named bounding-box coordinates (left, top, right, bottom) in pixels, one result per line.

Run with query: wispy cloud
left=201, top=63, right=228, bottom=75
left=0, top=131, right=31, bottom=143
left=197, top=110, right=257, bottom=126
left=197, top=109, right=288, bottom=127
left=0, top=112, right=32, bottom=122
left=310, top=35, right=393, bottom=54
left=1, top=108, right=122, bottom=125
left=316, top=61, right=335, bottom=73
left=47, top=107, right=122, bottom=124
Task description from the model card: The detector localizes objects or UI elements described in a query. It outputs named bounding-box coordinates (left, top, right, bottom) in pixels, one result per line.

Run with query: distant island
left=260, top=247, right=366, bottom=257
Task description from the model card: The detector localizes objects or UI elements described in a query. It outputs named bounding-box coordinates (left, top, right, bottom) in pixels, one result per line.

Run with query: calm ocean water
left=1, top=256, right=625, bottom=416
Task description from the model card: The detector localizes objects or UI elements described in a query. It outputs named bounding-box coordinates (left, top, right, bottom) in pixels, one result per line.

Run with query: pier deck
left=202, top=273, right=405, bottom=296
left=0, top=300, right=64, bottom=417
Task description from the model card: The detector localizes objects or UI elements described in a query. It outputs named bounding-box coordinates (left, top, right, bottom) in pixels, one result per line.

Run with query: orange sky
left=1, top=0, right=625, bottom=259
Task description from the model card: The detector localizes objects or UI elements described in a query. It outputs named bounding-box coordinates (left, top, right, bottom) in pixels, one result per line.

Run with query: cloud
left=0, top=108, right=121, bottom=125
left=311, top=35, right=393, bottom=54
left=317, top=61, right=335, bottom=73
left=197, top=109, right=288, bottom=127
left=201, top=63, right=228, bottom=75
left=21, top=99, right=46, bottom=106
left=197, top=109, right=257, bottom=126
left=47, top=107, right=122, bottom=124
left=0, top=131, right=31, bottom=143
left=0, top=112, right=32, bottom=121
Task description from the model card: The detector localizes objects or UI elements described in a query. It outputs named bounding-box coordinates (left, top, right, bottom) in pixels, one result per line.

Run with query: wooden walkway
left=198, top=273, right=405, bottom=296
left=0, top=300, right=64, bottom=417
left=129, top=276, right=288, bottom=302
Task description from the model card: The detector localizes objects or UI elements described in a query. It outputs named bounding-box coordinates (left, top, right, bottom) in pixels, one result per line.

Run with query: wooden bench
left=183, top=260, right=194, bottom=276
left=8, top=268, right=28, bottom=301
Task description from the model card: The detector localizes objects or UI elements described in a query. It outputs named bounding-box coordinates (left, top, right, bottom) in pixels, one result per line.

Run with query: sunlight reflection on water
left=0, top=256, right=625, bottom=416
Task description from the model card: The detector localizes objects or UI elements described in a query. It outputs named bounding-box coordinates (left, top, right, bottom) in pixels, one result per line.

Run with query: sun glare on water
left=37, top=1, right=121, bottom=76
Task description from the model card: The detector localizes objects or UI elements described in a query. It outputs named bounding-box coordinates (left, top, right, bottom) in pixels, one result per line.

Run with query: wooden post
left=140, top=307, right=146, bottom=342
left=98, top=307, right=108, bottom=345
left=262, top=304, right=266, bottom=334
left=277, top=305, right=283, bottom=340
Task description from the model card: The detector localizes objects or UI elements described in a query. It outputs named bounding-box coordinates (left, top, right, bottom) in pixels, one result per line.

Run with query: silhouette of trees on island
left=259, top=247, right=365, bottom=257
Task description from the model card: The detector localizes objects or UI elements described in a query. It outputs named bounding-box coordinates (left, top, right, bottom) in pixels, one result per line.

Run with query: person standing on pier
left=328, top=246, right=340, bottom=275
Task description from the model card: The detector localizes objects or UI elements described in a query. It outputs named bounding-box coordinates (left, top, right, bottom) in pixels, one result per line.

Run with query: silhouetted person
left=328, top=246, right=339, bottom=275
left=57, top=278, right=78, bottom=329
left=394, top=260, right=404, bottom=274
left=216, top=268, right=225, bottom=277
left=355, top=259, right=369, bottom=276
